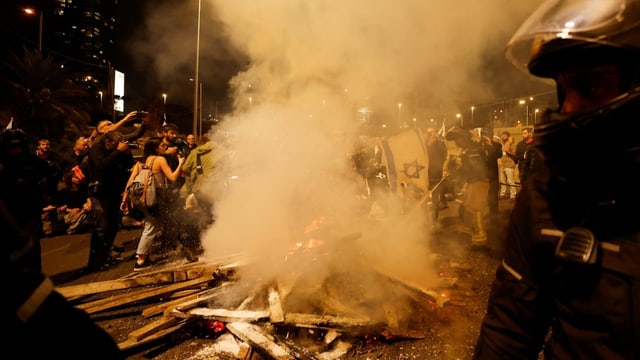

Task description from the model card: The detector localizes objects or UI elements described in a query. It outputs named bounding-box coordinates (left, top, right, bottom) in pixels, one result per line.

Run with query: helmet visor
left=506, top=0, right=640, bottom=76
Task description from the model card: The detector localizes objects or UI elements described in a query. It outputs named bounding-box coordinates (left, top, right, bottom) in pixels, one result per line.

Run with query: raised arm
left=157, top=155, right=185, bottom=182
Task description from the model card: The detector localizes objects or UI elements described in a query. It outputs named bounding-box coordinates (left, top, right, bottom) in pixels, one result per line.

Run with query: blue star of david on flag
left=403, top=160, right=424, bottom=179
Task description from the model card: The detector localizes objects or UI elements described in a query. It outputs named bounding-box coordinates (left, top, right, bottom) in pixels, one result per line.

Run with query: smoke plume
left=128, top=0, right=547, bottom=318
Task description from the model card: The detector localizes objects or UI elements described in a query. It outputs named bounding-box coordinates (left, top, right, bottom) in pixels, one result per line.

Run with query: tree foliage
left=0, top=47, right=91, bottom=139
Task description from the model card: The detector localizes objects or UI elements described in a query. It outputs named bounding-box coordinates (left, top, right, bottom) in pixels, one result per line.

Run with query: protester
left=0, top=125, right=123, bottom=357
left=60, top=136, right=91, bottom=176
left=157, top=123, right=186, bottom=251
left=184, top=134, right=198, bottom=159
left=498, top=131, right=517, bottom=200
left=121, top=137, right=184, bottom=271
left=514, top=127, right=534, bottom=183
left=474, top=1, right=640, bottom=358
left=86, top=131, right=134, bottom=272
left=180, top=134, right=216, bottom=261
left=88, top=110, right=148, bottom=146
left=445, top=126, right=490, bottom=246
left=1, top=179, right=124, bottom=360
left=425, top=127, right=448, bottom=213
left=0, top=128, right=57, bottom=272
left=479, top=129, right=502, bottom=216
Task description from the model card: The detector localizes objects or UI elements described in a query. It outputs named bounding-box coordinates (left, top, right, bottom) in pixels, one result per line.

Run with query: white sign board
left=114, top=69, right=125, bottom=112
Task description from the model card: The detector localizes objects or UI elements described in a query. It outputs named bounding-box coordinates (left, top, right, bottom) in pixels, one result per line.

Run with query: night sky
left=111, top=0, right=247, bottom=116
left=1, top=1, right=553, bottom=125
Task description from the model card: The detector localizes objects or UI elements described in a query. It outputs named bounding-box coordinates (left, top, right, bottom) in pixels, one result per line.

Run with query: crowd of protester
left=0, top=109, right=217, bottom=274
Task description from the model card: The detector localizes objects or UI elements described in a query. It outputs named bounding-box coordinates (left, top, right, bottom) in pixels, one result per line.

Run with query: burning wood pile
left=56, top=249, right=459, bottom=359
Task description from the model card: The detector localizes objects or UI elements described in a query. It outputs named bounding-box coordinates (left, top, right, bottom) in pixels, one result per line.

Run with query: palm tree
left=0, top=47, right=91, bottom=139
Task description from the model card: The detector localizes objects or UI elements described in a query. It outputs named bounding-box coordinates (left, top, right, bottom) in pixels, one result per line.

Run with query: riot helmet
left=506, top=0, right=640, bottom=80
left=506, top=0, right=640, bottom=235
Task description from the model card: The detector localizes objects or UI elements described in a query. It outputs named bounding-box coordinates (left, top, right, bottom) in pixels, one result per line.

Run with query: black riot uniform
left=474, top=0, right=640, bottom=358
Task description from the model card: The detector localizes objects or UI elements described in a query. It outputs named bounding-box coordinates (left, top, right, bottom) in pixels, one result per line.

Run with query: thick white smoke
left=194, top=0, right=542, bottom=302
left=127, top=0, right=545, bottom=316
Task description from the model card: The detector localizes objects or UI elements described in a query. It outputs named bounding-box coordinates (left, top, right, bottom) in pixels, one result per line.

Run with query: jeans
left=499, top=166, right=518, bottom=199
left=87, top=195, right=121, bottom=270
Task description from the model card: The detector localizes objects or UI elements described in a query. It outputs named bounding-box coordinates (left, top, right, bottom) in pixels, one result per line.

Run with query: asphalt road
left=43, top=197, right=515, bottom=359
left=43, top=228, right=144, bottom=285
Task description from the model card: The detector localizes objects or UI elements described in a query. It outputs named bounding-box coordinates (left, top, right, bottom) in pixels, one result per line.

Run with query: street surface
left=44, top=197, right=514, bottom=359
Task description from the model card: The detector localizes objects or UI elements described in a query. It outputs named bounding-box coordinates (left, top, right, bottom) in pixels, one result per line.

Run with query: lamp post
left=456, top=113, right=463, bottom=128
left=199, top=82, right=203, bottom=138
left=534, top=108, right=539, bottom=124
left=471, top=106, right=475, bottom=125
left=518, top=99, right=528, bottom=126
left=23, top=7, right=43, bottom=52
left=162, top=93, right=167, bottom=126
left=193, top=0, right=202, bottom=136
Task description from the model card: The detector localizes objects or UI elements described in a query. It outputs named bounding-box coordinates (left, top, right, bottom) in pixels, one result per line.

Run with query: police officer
left=0, top=128, right=124, bottom=359
left=0, top=128, right=57, bottom=272
left=474, top=1, right=640, bottom=359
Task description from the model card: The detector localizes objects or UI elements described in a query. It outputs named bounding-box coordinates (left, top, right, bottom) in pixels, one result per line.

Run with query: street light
left=471, top=106, right=475, bottom=125
left=22, top=7, right=43, bottom=52
left=518, top=99, right=529, bottom=126
left=534, top=108, right=540, bottom=124
left=193, top=0, right=202, bottom=136
left=162, top=93, right=167, bottom=126
left=456, top=113, right=463, bottom=127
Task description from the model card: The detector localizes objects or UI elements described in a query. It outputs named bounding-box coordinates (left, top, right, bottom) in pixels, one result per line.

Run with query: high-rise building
left=50, top=0, right=117, bottom=113
left=0, top=0, right=118, bottom=118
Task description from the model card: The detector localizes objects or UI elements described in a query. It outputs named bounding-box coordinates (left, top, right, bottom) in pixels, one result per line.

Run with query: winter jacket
left=474, top=162, right=640, bottom=360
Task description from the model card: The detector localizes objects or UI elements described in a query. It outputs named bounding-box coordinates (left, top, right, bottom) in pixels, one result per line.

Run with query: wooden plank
left=168, top=288, right=201, bottom=298
left=142, top=282, right=232, bottom=318
left=56, top=264, right=222, bottom=298
left=236, top=293, right=257, bottom=311
left=237, top=342, right=253, bottom=360
left=316, top=340, right=351, bottom=360
left=283, top=313, right=376, bottom=329
left=57, top=272, right=174, bottom=298
left=227, top=322, right=296, bottom=360
left=323, top=330, right=340, bottom=345
left=127, top=316, right=183, bottom=342
left=268, top=286, right=284, bottom=324
left=183, top=308, right=269, bottom=322
left=373, top=268, right=448, bottom=307
left=78, top=276, right=212, bottom=314
left=318, top=293, right=366, bottom=319
left=118, top=321, right=190, bottom=351
left=165, top=282, right=234, bottom=317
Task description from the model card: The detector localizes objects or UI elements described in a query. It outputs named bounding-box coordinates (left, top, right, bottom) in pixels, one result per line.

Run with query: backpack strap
left=141, top=157, right=157, bottom=205
left=123, top=161, right=142, bottom=205
left=196, top=149, right=212, bottom=175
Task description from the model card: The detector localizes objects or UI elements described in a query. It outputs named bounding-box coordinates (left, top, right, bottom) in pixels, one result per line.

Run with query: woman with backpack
left=121, top=137, right=184, bottom=271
